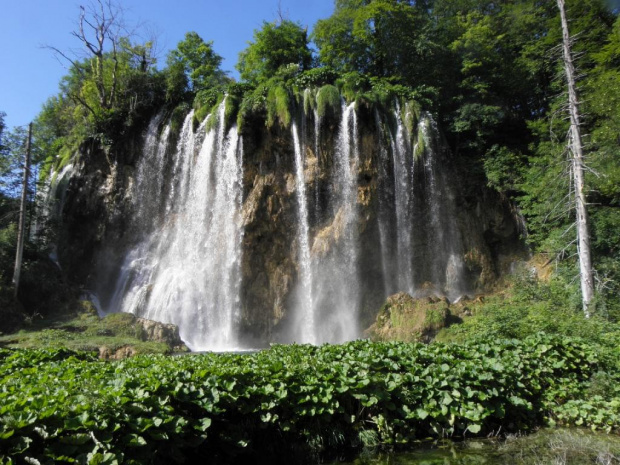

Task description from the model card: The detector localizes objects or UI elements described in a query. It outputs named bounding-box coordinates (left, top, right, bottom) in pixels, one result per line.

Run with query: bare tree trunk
left=557, top=0, right=595, bottom=316
left=12, top=123, right=32, bottom=299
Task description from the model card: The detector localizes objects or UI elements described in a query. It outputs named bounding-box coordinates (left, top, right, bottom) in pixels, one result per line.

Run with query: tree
left=557, top=0, right=595, bottom=315
left=48, top=0, right=161, bottom=131
left=12, top=123, right=32, bottom=299
left=312, top=0, right=437, bottom=83
left=0, top=123, right=32, bottom=197
left=49, top=0, right=127, bottom=113
left=166, top=32, right=226, bottom=95
left=0, top=113, right=8, bottom=176
left=237, top=19, right=313, bottom=84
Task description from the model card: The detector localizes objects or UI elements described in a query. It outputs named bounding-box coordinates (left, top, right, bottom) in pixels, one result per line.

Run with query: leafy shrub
left=337, top=71, right=371, bottom=102
left=192, top=88, right=221, bottom=126
left=266, top=84, right=291, bottom=128
left=237, top=86, right=268, bottom=133
left=1, top=335, right=617, bottom=464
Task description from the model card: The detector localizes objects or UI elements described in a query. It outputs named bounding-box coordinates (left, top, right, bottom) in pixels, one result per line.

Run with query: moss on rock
left=366, top=292, right=452, bottom=342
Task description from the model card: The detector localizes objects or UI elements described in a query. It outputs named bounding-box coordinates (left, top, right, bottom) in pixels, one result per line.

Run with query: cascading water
left=289, top=101, right=361, bottom=344
left=418, top=115, right=467, bottom=299
left=133, top=112, right=170, bottom=230
left=373, top=106, right=468, bottom=301
left=108, top=100, right=244, bottom=350
left=33, top=162, right=76, bottom=267
left=290, top=121, right=316, bottom=344
left=96, top=93, right=474, bottom=349
left=391, top=103, right=416, bottom=295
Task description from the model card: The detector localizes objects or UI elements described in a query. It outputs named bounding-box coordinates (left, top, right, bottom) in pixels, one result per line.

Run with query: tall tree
left=12, top=124, right=32, bottom=299
left=312, top=0, right=436, bottom=82
left=49, top=0, right=126, bottom=114
left=165, top=31, right=227, bottom=103
left=557, top=0, right=595, bottom=315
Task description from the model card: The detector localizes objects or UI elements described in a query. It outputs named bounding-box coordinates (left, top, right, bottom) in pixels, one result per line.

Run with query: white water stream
left=109, top=101, right=244, bottom=350
left=101, top=97, right=470, bottom=349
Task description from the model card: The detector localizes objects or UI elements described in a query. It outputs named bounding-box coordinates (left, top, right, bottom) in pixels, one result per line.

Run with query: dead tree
left=48, top=0, right=151, bottom=119
left=557, top=0, right=595, bottom=316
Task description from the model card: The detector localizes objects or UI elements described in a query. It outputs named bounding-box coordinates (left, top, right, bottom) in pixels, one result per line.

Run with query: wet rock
left=135, top=317, right=185, bottom=349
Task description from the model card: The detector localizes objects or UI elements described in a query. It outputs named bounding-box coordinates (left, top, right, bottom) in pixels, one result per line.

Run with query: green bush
left=316, top=84, right=342, bottom=120
left=266, top=84, right=291, bottom=128
left=293, top=67, right=339, bottom=89
left=237, top=86, right=268, bottom=133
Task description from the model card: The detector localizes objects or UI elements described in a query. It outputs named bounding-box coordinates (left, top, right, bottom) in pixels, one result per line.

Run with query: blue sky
left=0, top=0, right=335, bottom=130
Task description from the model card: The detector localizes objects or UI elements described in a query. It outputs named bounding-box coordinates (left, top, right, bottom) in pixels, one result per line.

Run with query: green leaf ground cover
left=1, top=335, right=618, bottom=464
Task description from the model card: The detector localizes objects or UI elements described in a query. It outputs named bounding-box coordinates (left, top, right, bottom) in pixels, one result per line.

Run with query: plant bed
left=1, top=334, right=619, bottom=464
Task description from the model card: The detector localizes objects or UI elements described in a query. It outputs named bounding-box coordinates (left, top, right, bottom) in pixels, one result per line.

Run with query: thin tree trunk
left=557, top=0, right=595, bottom=316
left=12, top=122, right=33, bottom=299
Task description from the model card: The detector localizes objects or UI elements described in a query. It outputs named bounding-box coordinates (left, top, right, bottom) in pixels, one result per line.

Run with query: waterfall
left=291, top=121, right=316, bottom=343
left=293, top=101, right=360, bottom=344
left=329, top=102, right=361, bottom=341
left=36, top=162, right=75, bottom=267
left=95, top=94, right=474, bottom=350
left=109, top=100, right=245, bottom=351
left=133, top=112, right=170, bottom=230
left=392, top=103, right=416, bottom=295
left=419, top=114, right=467, bottom=299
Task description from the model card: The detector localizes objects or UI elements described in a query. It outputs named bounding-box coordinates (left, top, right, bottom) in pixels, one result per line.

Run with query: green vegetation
left=0, top=305, right=182, bottom=357
left=166, top=32, right=227, bottom=96
left=265, top=84, right=292, bottom=128
left=0, top=117, right=73, bottom=331
left=316, top=84, right=341, bottom=119
left=437, top=268, right=620, bottom=347
left=2, top=333, right=619, bottom=464
left=7, top=1, right=616, bottom=315
left=368, top=293, right=451, bottom=343
left=236, top=19, right=313, bottom=85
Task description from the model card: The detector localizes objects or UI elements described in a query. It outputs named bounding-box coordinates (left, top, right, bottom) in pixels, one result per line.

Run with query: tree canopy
left=236, top=19, right=313, bottom=84
left=166, top=31, right=227, bottom=95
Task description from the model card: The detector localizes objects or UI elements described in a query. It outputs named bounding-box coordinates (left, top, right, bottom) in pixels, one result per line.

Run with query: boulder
left=135, top=316, right=186, bottom=350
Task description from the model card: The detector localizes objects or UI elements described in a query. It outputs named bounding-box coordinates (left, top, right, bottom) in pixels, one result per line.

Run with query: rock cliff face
left=56, top=96, right=525, bottom=350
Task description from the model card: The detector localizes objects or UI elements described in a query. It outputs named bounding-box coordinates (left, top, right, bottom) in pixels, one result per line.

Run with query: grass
left=0, top=303, right=177, bottom=357
left=497, top=428, right=620, bottom=465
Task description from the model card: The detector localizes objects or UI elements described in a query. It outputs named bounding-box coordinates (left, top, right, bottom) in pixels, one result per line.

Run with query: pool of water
left=336, top=429, right=620, bottom=465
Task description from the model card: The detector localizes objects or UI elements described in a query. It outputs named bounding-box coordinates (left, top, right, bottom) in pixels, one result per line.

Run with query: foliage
left=266, top=84, right=292, bottom=128
left=192, top=88, right=221, bottom=126
left=316, top=85, right=342, bottom=119
left=314, top=0, right=619, bottom=311
left=237, top=86, right=268, bottom=133
left=309, top=2, right=619, bottom=310
left=438, top=269, right=620, bottom=344
left=1, top=334, right=618, bottom=463
left=293, top=67, right=339, bottom=89
left=166, top=32, right=227, bottom=97
left=237, top=19, right=313, bottom=85
left=312, top=0, right=438, bottom=83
